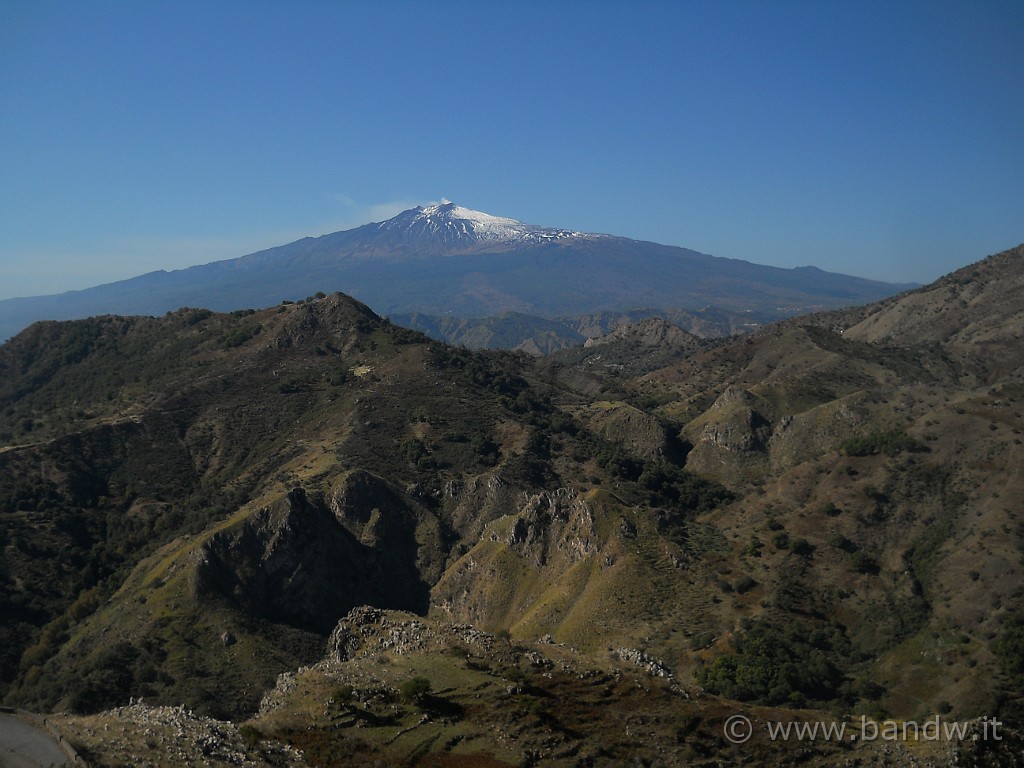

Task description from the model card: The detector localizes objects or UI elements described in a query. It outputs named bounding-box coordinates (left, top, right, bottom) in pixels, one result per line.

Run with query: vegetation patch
left=842, top=429, right=925, bottom=457
left=698, top=617, right=850, bottom=707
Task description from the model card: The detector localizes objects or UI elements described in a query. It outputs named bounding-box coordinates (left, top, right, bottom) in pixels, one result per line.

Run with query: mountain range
left=0, top=201, right=916, bottom=344
left=0, top=231, right=1022, bottom=765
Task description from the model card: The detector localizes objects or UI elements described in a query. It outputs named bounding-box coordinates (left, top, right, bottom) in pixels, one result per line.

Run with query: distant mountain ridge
left=0, top=202, right=917, bottom=342
left=389, top=305, right=768, bottom=354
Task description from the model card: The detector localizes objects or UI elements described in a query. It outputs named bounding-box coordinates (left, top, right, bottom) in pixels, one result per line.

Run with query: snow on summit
left=420, top=201, right=526, bottom=239
left=376, top=200, right=589, bottom=247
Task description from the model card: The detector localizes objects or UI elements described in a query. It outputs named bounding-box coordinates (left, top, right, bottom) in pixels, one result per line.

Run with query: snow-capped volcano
left=0, top=198, right=918, bottom=342
left=374, top=200, right=588, bottom=250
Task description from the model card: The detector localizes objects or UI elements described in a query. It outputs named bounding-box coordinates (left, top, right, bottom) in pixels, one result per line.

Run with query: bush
left=743, top=537, right=763, bottom=558
left=223, top=323, right=262, bottom=348
left=698, top=618, right=849, bottom=706
left=855, top=678, right=885, bottom=701
left=734, top=576, right=758, bottom=594
left=994, top=614, right=1024, bottom=722
left=331, top=684, right=354, bottom=708
left=790, top=538, right=814, bottom=557
left=842, top=430, right=925, bottom=457
left=239, top=724, right=262, bottom=749
left=401, top=438, right=427, bottom=464
left=827, top=533, right=856, bottom=552
left=850, top=551, right=879, bottom=575
left=399, top=676, right=431, bottom=704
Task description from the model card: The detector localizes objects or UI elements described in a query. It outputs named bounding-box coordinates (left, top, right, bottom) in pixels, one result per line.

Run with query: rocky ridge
left=58, top=701, right=307, bottom=768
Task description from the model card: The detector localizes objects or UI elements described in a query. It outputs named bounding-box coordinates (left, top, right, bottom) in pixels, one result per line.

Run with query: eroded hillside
left=1, top=244, right=1022, bottom=766
left=0, top=292, right=728, bottom=718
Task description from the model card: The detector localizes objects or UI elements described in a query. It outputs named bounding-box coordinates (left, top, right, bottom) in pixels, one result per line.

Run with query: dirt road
left=0, top=713, right=69, bottom=767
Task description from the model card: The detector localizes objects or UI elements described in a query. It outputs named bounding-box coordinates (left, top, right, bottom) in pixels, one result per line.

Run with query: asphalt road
left=0, top=714, right=69, bottom=768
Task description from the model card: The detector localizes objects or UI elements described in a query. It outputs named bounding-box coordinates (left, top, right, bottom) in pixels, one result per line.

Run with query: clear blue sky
left=2, top=0, right=1022, bottom=300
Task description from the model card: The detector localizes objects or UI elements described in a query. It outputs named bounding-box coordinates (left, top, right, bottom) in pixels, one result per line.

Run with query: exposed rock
left=612, top=647, right=673, bottom=679
left=579, top=401, right=680, bottom=461
left=584, top=317, right=699, bottom=350
left=196, top=486, right=431, bottom=633
left=58, top=701, right=307, bottom=767
left=505, top=488, right=596, bottom=567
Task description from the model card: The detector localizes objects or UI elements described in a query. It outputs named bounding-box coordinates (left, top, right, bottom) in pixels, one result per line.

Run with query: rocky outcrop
left=58, top=701, right=305, bottom=768
left=504, top=488, right=596, bottom=568
left=583, top=317, right=699, bottom=350
left=330, top=469, right=446, bottom=586
left=612, top=647, right=673, bottom=679
left=580, top=402, right=681, bottom=461
left=684, top=387, right=773, bottom=477
left=197, top=487, right=432, bottom=633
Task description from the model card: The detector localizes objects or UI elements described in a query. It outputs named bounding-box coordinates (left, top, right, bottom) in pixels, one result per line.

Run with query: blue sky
left=1, top=0, right=1022, bottom=300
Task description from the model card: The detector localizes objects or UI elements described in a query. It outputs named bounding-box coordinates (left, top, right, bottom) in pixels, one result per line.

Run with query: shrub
left=842, top=430, right=925, bottom=457
left=734, top=576, right=758, bottom=594
left=399, top=676, right=431, bottom=705
left=331, top=684, right=354, bottom=708
left=402, top=438, right=427, bottom=464
left=790, top=538, right=814, bottom=557
left=850, top=551, right=879, bottom=575
left=743, top=537, right=763, bottom=558
left=224, top=323, right=262, bottom=348
left=239, top=724, right=262, bottom=749
left=698, top=618, right=848, bottom=706
left=855, top=678, right=885, bottom=701
left=827, top=533, right=856, bottom=552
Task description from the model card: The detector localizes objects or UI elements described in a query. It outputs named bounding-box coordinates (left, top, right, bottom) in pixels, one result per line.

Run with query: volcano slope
left=0, top=245, right=1022, bottom=767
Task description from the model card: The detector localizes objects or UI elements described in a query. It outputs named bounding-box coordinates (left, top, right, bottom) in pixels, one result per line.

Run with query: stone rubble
left=611, top=647, right=673, bottom=678
left=59, top=700, right=308, bottom=768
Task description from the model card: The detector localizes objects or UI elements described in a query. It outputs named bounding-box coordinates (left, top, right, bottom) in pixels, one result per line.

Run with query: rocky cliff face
left=683, top=386, right=773, bottom=477
left=197, top=486, right=432, bottom=633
